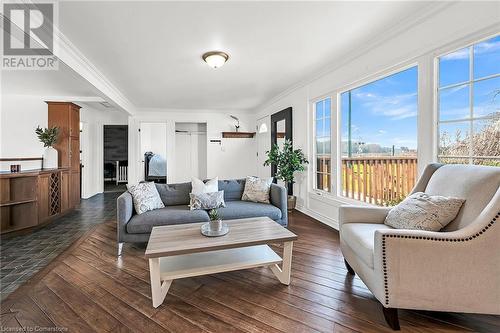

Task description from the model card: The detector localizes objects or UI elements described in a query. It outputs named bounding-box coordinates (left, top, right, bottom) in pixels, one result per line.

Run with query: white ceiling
left=2, top=61, right=102, bottom=97
left=56, top=1, right=439, bottom=111
left=3, top=1, right=440, bottom=112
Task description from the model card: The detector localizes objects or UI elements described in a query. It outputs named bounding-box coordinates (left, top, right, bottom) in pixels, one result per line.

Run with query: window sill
left=308, top=191, right=375, bottom=207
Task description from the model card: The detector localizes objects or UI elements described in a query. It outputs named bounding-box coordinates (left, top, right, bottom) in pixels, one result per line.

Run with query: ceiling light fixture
left=202, top=51, right=229, bottom=69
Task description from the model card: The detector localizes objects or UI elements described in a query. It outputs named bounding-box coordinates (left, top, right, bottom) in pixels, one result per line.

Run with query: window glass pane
left=316, top=157, right=331, bottom=173
left=324, top=98, right=331, bottom=118
left=439, top=84, right=470, bottom=121
left=473, top=76, right=500, bottom=118
left=316, top=138, right=325, bottom=154
left=324, top=137, right=331, bottom=154
left=340, top=67, right=417, bottom=206
left=316, top=173, right=331, bottom=192
left=439, top=122, right=470, bottom=156
left=474, top=35, right=500, bottom=79
left=324, top=117, right=331, bottom=136
left=316, top=120, right=324, bottom=137
left=315, top=100, right=324, bottom=119
left=472, top=117, right=500, bottom=157
left=438, top=156, right=470, bottom=164
left=341, top=92, right=350, bottom=157
left=439, top=47, right=470, bottom=87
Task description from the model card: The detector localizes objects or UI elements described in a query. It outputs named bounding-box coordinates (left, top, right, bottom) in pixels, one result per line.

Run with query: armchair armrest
left=270, top=183, right=288, bottom=226
left=372, top=221, right=500, bottom=312
left=117, top=191, right=134, bottom=242
left=339, top=205, right=391, bottom=228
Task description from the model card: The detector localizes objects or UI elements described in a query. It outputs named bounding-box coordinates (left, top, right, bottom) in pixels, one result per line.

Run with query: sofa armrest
left=339, top=205, right=391, bottom=228
left=117, top=191, right=134, bottom=242
left=270, top=183, right=288, bottom=226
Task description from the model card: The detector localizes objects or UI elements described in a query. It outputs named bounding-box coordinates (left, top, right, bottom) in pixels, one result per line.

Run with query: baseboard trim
left=295, top=205, right=339, bottom=231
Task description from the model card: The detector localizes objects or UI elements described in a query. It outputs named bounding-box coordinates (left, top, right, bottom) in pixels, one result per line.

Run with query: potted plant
left=35, top=126, right=59, bottom=169
left=264, top=139, right=309, bottom=211
left=208, top=209, right=223, bottom=232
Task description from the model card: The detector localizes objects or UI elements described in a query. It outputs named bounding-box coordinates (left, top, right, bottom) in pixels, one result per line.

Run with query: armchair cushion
left=341, top=223, right=393, bottom=268
left=384, top=192, right=465, bottom=231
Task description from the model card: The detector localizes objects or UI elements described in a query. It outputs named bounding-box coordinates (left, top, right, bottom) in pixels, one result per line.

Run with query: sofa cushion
left=219, top=179, right=246, bottom=201
left=155, top=182, right=191, bottom=206
left=216, top=201, right=282, bottom=221
left=126, top=205, right=209, bottom=234
left=340, top=223, right=393, bottom=268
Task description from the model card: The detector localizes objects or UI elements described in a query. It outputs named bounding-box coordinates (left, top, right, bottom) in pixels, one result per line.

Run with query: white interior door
left=174, top=131, right=207, bottom=182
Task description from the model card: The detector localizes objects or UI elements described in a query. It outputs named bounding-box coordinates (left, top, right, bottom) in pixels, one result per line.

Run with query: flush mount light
left=202, top=51, right=229, bottom=69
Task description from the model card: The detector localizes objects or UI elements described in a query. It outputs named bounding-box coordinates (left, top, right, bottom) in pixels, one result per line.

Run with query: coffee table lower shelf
left=148, top=243, right=293, bottom=307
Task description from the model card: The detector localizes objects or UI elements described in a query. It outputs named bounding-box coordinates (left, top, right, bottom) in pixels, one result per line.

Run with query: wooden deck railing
left=341, top=157, right=417, bottom=206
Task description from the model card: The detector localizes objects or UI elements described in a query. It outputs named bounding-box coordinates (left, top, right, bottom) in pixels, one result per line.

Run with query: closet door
left=174, top=132, right=194, bottom=182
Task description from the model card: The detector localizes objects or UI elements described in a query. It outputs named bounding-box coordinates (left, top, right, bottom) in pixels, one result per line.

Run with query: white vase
left=43, top=146, right=58, bottom=169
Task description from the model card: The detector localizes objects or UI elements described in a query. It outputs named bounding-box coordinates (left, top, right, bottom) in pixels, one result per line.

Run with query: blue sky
left=337, top=34, right=499, bottom=153
left=341, top=66, right=418, bottom=150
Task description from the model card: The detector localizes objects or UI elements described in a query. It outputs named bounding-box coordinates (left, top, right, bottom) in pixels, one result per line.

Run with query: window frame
left=435, top=33, right=500, bottom=164
left=312, top=96, right=335, bottom=194
left=336, top=64, right=419, bottom=200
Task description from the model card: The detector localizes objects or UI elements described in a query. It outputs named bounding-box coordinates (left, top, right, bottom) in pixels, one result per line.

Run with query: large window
left=437, top=35, right=500, bottom=166
left=340, top=66, right=418, bottom=205
left=314, top=98, right=332, bottom=192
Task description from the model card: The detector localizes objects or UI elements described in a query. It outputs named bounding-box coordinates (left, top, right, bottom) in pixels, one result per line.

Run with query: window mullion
left=469, top=46, right=474, bottom=164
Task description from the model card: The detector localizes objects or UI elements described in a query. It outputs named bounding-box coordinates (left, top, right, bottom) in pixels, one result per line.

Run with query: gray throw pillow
left=127, top=182, right=165, bottom=214
left=384, top=192, right=465, bottom=231
left=189, top=191, right=226, bottom=210
left=241, top=176, right=273, bottom=203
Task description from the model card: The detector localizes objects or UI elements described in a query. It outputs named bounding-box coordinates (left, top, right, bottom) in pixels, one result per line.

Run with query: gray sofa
left=117, top=179, right=288, bottom=254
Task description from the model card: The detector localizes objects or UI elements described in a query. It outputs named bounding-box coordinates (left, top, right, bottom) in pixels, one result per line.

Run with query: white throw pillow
left=191, top=177, right=218, bottom=194
left=127, top=182, right=165, bottom=215
left=384, top=192, right=465, bottom=231
left=189, top=191, right=226, bottom=210
left=241, top=176, right=273, bottom=204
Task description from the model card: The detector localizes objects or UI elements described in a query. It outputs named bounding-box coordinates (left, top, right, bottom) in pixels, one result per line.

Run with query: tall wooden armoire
left=47, top=102, right=81, bottom=209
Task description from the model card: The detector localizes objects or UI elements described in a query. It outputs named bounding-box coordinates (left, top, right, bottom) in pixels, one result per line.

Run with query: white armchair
left=339, top=163, right=500, bottom=330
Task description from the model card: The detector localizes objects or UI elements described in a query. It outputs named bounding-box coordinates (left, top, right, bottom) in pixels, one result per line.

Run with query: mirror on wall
left=271, top=107, right=293, bottom=194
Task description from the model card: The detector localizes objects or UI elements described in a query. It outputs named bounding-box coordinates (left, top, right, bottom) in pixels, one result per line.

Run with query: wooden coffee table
left=145, top=216, right=298, bottom=307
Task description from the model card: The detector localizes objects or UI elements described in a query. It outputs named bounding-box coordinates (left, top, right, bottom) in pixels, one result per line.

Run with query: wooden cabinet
left=0, top=169, right=69, bottom=235
left=61, top=170, right=70, bottom=212
left=47, top=102, right=81, bottom=209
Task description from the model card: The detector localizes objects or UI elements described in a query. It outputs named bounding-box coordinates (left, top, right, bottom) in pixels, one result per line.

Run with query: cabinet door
left=38, top=175, right=49, bottom=223
left=61, top=171, right=70, bottom=211
left=70, top=138, right=80, bottom=171
left=70, top=171, right=80, bottom=207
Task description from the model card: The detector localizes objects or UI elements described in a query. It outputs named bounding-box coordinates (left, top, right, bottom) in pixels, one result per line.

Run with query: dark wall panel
left=104, top=125, right=128, bottom=162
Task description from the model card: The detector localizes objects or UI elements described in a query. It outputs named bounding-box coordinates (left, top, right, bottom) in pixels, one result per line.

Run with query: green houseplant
left=264, top=139, right=309, bottom=211
left=208, top=209, right=222, bottom=232
left=35, top=126, right=60, bottom=169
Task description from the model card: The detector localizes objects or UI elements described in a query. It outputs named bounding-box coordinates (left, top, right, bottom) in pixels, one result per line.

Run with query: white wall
left=0, top=95, right=49, bottom=171
left=128, top=110, right=258, bottom=184
left=253, top=1, right=500, bottom=229
left=80, top=105, right=128, bottom=198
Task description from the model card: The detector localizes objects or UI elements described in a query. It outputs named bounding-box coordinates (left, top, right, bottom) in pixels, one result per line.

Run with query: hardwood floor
left=1, top=206, right=499, bottom=332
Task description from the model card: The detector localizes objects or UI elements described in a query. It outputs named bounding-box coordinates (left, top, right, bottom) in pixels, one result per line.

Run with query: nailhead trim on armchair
left=381, top=211, right=499, bottom=306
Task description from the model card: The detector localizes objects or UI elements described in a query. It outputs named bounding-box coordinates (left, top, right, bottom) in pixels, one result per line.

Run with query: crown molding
left=253, top=1, right=453, bottom=113
left=4, top=0, right=136, bottom=115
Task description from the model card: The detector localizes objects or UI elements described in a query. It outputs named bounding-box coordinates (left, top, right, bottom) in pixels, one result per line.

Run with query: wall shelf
left=222, top=132, right=256, bottom=138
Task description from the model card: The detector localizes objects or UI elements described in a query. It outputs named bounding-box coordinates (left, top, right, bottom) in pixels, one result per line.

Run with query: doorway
left=174, top=123, right=207, bottom=182
left=103, top=125, right=128, bottom=192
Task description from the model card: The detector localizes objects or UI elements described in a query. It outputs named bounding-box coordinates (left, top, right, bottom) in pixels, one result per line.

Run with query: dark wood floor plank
left=43, top=272, right=129, bottom=333
left=2, top=205, right=499, bottom=333
left=30, top=282, right=96, bottom=333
